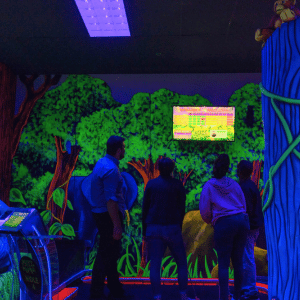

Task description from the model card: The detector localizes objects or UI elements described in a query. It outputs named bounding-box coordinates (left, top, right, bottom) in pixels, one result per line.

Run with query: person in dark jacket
left=142, top=157, right=193, bottom=300
left=237, top=160, right=264, bottom=300
left=199, top=154, right=250, bottom=300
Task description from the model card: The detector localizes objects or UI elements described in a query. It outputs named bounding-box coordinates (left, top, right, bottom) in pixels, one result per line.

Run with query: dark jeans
left=90, top=211, right=124, bottom=296
left=146, top=224, right=188, bottom=297
left=214, top=213, right=250, bottom=300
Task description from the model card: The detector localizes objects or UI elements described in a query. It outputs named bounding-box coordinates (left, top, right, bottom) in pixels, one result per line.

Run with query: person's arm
left=142, top=182, right=151, bottom=236
left=237, top=184, right=247, bottom=213
left=199, top=184, right=212, bottom=224
left=107, top=199, right=122, bottom=240
left=103, top=169, right=123, bottom=240
left=107, top=199, right=122, bottom=227
left=254, top=183, right=264, bottom=226
left=179, top=182, right=186, bottom=229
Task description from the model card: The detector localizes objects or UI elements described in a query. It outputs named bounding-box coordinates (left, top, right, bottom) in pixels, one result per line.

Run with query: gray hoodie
left=199, top=177, right=247, bottom=226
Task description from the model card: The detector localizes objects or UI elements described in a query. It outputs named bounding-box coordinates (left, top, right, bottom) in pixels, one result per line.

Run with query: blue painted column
left=261, top=17, right=300, bottom=300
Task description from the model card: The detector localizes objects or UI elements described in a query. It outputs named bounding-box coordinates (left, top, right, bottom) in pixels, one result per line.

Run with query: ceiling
left=0, top=0, right=276, bottom=74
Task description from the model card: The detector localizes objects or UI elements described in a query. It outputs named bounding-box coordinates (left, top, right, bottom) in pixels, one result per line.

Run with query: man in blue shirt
left=89, top=136, right=126, bottom=300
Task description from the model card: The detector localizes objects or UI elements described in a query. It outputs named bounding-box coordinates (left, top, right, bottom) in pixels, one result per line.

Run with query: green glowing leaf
left=193, top=257, right=199, bottom=278
left=204, top=255, right=211, bottom=278
left=61, top=224, right=76, bottom=237
left=40, top=210, right=51, bottom=226
left=49, top=222, right=62, bottom=235
left=125, top=244, right=137, bottom=276
left=52, top=188, right=65, bottom=208
left=67, top=200, right=74, bottom=210
left=9, top=188, right=26, bottom=205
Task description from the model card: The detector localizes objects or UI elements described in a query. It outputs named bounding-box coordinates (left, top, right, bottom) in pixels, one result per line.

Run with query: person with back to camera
left=88, top=136, right=127, bottom=300
left=199, top=154, right=250, bottom=300
left=237, top=160, right=264, bottom=300
left=142, top=157, right=195, bottom=300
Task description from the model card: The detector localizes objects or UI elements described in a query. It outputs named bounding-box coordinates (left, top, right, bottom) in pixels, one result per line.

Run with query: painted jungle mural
left=7, top=74, right=267, bottom=284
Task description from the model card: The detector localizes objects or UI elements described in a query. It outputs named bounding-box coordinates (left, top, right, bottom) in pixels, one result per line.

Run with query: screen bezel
left=172, top=105, right=236, bottom=142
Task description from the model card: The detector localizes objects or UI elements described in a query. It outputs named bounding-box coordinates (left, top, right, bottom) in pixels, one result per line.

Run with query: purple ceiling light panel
left=74, top=0, right=130, bottom=37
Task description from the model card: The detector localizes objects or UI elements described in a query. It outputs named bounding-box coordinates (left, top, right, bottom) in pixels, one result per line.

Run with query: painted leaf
left=52, top=188, right=65, bottom=208
left=49, top=222, right=62, bottom=235
left=67, top=200, right=74, bottom=211
left=61, top=224, right=76, bottom=237
left=40, top=210, right=51, bottom=226
left=9, top=188, right=26, bottom=205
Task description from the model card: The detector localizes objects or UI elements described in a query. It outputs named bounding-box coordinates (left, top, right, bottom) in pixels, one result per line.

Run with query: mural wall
left=10, top=74, right=267, bottom=280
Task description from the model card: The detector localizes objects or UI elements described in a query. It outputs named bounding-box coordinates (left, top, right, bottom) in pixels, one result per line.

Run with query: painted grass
left=117, top=237, right=234, bottom=279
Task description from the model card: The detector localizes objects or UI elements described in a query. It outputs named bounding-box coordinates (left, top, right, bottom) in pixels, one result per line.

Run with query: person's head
left=107, top=136, right=125, bottom=160
left=213, top=154, right=230, bottom=179
left=158, top=157, right=175, bottom=177
left=237, top=160, right=253, bottom=181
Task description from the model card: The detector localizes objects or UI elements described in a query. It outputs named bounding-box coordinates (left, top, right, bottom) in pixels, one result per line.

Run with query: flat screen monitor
left=3, top=212, right=30, bottom=228
left=173, top=106, right=235, bottom=141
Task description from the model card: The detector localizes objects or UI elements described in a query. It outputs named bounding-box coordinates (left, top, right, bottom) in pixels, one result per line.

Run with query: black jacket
left=142, top=175, right=186, bottom=236
left=238, top=179, right=264, bottom=230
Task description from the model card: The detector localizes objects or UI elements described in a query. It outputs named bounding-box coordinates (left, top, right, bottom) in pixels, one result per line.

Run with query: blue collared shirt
left=89, top=154, right=125, bottom=216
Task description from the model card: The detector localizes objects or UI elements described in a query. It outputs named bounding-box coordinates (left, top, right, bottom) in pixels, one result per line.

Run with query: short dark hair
left=158, top=157, right=175, bottom=176
left=213, top=154, right=230, bottom=179
left=107, top=136, right=125, bottom=156
left=237, top=160, right=253, bottom=178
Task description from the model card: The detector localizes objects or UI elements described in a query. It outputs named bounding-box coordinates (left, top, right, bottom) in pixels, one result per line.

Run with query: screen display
left=3, top=212, right=29, bottom=228
left=173, top=106, right=235, bottom=141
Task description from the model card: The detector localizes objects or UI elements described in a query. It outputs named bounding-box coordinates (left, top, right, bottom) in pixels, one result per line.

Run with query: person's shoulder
left=226, top=177, right=244, bottom=191
left=145, top=177, right=157, bottom=187
left=103, top=156, right=118, bottom=168
left=244, top=179, right=259, bottom=189
left=202, top=178, right=215, bottom=189
left=95, top=157, right=118, bottom=173
left=225, top=177, right=237, bottom=183
left=204, top=178, right=214, bottom=185
left=230, top=178, right=242, bottom=187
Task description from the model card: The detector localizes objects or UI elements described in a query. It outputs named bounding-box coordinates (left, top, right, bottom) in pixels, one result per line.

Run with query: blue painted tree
left=261, top=17, right=300, bottom=299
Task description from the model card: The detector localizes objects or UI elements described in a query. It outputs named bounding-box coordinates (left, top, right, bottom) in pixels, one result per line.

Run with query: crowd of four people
left=88, top=136, right=264, bottom=300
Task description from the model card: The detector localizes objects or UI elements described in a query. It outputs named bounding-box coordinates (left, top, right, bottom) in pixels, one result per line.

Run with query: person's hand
left=113, top=225, right=122, bottom=240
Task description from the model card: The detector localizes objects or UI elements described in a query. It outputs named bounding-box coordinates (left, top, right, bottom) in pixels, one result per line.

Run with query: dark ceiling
left=0, top=0, right=277, bottom=74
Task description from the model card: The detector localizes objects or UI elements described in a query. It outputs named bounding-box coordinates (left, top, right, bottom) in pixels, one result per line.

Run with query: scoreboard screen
left=173, top=106, right=235, bottom=141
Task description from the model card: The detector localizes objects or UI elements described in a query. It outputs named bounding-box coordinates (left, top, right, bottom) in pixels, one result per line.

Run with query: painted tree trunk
left=261, top=18, right=300, bottom=300
left=0, top=63, right=17, bottom=205
left=46, top=136, right=81, bottom=227
left=0, top=71, right=60, bottom=206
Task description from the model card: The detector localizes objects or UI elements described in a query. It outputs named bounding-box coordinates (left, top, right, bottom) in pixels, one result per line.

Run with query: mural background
left=10, top=73, right=267, bottom=280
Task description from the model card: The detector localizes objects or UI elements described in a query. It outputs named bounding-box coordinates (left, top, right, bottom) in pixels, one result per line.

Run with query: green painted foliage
left=24, top=172, right=53, bottom=209
left=0, top=269, right=20, bottom=300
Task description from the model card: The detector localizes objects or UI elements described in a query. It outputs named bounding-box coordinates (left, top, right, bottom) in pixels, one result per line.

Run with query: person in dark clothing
left=199, top=154, right=250, bottom=300
left=237, top=160, right=264, bottom=300
left=142, top=157, right=193, bottom=300
left=88, top=136, right=126, bottom=300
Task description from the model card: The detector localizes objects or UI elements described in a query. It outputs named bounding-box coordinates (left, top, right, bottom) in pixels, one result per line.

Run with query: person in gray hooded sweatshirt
left=199, top=154, right=250, bottom=300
